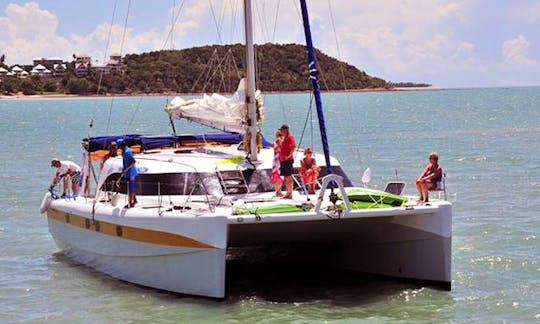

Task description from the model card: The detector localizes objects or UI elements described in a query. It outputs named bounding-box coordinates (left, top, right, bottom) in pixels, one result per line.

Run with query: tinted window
left=103, top=165, right=352, bottom=195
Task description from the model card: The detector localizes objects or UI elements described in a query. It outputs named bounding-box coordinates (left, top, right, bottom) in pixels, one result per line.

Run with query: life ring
left=40, top=192, right=52, bottom=214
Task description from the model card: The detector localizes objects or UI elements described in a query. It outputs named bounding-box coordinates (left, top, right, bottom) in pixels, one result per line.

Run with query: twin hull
left=45, top=196, right=451, bottom=298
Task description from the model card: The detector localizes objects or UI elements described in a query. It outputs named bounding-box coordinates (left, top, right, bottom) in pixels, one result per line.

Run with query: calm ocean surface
left=0, top=87, right=539, bottom=323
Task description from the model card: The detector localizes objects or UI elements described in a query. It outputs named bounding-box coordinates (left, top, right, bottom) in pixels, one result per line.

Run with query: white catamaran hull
left=46, top=201, right=228, bottom=298
left=44, top=194, right=451, bottom=297
left=228, top=202, right=452, bottom=287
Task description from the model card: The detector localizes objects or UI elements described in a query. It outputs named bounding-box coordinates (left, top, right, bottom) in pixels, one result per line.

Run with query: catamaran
left=40, top=0, right=451, bottom=298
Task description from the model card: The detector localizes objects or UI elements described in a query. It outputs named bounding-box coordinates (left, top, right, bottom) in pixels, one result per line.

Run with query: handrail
left=314, top=174, right=351, bottom=219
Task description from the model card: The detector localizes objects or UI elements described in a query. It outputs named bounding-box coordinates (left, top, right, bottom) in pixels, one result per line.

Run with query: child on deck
left=271, top=130, right=284, bottom=197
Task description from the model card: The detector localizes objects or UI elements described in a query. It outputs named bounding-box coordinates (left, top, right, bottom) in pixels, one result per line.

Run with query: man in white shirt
left=50, top=158, right=82, bottom=196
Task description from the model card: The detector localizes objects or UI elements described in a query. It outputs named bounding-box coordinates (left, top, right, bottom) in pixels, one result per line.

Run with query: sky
left=1, top=0, right=539, bottom=88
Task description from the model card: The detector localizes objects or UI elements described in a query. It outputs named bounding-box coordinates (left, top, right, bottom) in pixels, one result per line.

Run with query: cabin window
left=101, top=165, right=352, bottom=196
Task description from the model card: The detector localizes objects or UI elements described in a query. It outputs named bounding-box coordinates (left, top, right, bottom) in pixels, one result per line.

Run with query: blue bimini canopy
left=86, top=133, right=271, bottom=153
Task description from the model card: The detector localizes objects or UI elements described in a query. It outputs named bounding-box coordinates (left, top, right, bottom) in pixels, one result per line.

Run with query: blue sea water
left=0, top=87, right=539, bottom=323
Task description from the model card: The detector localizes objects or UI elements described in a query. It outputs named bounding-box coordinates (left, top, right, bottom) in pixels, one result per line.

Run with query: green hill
left=99, top=43, right=388, bottom=94
left=0, top=43, right=390, bottom=95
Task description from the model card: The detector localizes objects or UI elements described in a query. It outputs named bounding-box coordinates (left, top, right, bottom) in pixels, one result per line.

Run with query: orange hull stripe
left=47, top=208, right=215, bottom=249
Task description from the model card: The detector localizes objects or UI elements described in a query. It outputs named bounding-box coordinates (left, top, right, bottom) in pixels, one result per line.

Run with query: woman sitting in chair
left=300, top=147, right=320, bottom=194
left=416, top=151, right=443, bottom=203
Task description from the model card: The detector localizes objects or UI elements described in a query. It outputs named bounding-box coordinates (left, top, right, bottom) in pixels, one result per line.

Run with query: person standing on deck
left=279, top=124, right=296, bottom=199
left=117, top=139, right=138, bottom=208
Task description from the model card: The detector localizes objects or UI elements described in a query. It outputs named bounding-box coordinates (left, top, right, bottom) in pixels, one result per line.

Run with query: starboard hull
left=228, top=203, right=452, bottom=288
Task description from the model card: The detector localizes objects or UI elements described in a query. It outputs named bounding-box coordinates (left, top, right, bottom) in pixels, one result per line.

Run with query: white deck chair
left=429, top=172, right=447, bottom=200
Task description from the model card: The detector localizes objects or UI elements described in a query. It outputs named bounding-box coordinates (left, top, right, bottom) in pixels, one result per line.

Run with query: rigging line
left=327, top=0, right=347, bottom=91
left=209, top=0, right=224, bottom=44
left=120, top=0, right=134, bottom=134
left=203, top=50, right=233, bottom=92
left=161, top=0, right=186, bottom=50
left=217, top=49, right=238, bottom=92
left=327, top=0, right=362, bottom=167
left=217, top=0, right=228, bottom=42
left=251, top=0, right=287, bottom=123
left=317, top=64, right=331, bottom=92
left=104, top=0, right=119, bottom=135
left=95, top=0, right=117, bottom=98
left=171, top=0, right=176, bottom=50
left=254, top=1, right=270, bottom=42
left=119, top=0, right=131, bottom=55
left=295, top=91, right=315, bottom=161
left=127, top=96, right=145, bottom=128
left=191, top=51, right=216, bottom=93
left=106, top=0, right=132, bottom=134
left=271, top=0, right=281, bottom=42
left=200, top=53, right=220, bottom=93
left=229, top=0, right=239, bottom=43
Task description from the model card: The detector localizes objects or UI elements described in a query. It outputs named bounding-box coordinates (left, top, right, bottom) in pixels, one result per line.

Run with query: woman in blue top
left=117, top=139, right=138, bottom=208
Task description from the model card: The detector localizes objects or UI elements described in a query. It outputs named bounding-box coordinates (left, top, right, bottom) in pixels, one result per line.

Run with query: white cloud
left=0, top=1, right=211, bottom=65
left=0, top=2, right=70, bottom=64
left=1, top=0, right=538, bottom=87
left=68, top=23, right=163, bottom=63
left=279, top=0, right=479, bottom=81
left=502, top=35, right=539, bottom=68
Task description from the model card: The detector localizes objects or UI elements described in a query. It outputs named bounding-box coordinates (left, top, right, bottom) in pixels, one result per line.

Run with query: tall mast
left=243, top=0, right=258, bottom=161
left=299, top=0, right=332, bottom=176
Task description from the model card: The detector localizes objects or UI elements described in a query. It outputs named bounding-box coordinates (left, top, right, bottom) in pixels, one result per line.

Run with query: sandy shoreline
left=0, top=87, right=440, bottom=101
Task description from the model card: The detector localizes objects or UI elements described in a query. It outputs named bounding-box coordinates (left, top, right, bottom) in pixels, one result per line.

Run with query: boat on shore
left=40, top=0, right=451, bottom=298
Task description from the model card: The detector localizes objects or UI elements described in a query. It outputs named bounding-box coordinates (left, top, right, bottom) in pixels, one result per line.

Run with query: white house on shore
left=30, top=64, right=52, bottom=77
left=52, top=63, right=67, bottom=76
left=73, top=54, right=91, bottom=77
left=93, top=53, right=123, bottom=74
left=10, top=65, right=27, bottom=77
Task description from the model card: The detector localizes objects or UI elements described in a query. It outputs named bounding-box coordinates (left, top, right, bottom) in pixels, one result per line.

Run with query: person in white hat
left=50, top=158, right=82, bottom=196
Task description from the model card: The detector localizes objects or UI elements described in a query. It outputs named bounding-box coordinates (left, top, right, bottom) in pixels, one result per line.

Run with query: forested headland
left=0, top=43, right=428, bottom=96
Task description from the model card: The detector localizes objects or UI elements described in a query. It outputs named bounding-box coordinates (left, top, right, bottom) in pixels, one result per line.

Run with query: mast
left=243, top=0, right=258, bottom=161
left=299, top=0, right=332, bottom=176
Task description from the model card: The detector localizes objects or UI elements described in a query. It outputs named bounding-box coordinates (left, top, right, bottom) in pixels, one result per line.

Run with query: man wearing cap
left=50, top=159, right=82, bottom=196
left=279, top=124, right=296, bottom=199
left=117, top=139, right=138, bottom=208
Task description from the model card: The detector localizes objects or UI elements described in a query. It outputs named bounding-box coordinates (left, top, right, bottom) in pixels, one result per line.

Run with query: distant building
left=93, top=53, right=123, bottom=74
left=10, top=65, right=26, bottom=78
left=30, top=64, right=52, bottom=78
left=0, top=67, right=9, bottom=77
left=73, top=54, right=92, bottom=65
left=73, top=54, right=92, bottom=77
left=33, top=57, right=63, bottom=69
left=52, top=63, right=68, bottom=77
left=74, top=63, right=90, bottom=77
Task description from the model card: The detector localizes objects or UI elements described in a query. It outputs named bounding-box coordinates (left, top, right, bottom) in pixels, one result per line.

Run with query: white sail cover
left=166, top=79, right=264, bottom=134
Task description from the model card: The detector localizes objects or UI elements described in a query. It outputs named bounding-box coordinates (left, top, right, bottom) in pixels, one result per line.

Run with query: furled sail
left=165, top=78, right=264, bottom=134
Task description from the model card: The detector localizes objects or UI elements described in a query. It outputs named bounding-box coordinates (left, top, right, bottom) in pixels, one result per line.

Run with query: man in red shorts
left=278, top=124, right=296, bottom=199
